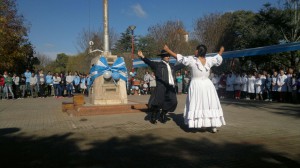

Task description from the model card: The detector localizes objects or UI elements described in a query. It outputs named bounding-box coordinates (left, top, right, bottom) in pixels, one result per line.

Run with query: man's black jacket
left=141, top=57, right=184, bottom=87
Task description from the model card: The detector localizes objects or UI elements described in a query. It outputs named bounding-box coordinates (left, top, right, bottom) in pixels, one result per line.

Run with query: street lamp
left=89, top=41, right=103, bottom=54
left=128, top=25, right=136, bottom=73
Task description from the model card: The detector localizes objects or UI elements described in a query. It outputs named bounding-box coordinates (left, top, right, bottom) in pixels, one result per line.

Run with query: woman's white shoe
left=212, top=127, right=217, bottom=133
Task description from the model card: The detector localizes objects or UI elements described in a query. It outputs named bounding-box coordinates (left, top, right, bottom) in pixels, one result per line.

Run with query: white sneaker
left=212, top=127, right=217, bottom=133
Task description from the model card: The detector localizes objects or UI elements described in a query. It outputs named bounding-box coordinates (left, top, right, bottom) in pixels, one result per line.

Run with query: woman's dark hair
left=196, top=44, right=207, bottom=57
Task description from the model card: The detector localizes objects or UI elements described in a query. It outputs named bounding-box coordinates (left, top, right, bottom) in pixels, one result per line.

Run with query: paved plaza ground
left=0, top=94, right=299, bottom=168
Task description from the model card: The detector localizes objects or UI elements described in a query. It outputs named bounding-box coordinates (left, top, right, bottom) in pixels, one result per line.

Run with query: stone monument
left=88, top=0, right=127, bottom=105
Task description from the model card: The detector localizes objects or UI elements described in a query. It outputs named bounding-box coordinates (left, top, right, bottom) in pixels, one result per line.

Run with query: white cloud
left=131, top=4, right=147, bottom=18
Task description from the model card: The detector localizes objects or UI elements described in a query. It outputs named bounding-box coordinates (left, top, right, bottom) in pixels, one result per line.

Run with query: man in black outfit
left=138, top=49, right=184, bottom=124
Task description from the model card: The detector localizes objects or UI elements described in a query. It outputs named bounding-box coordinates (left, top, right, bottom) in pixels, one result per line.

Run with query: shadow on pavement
left=168, top=113, right=213, bottom=133
left=270, top=105, right=300, bottom=118
left=0, top=128, right=299, bottom=168
left=221, top=99, right=300, bottom=119
left=0, top=127, right=20, bottom=135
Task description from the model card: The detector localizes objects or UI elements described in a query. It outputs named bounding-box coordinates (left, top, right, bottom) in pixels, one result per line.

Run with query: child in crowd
left=265, top=73, right=272, bottom=101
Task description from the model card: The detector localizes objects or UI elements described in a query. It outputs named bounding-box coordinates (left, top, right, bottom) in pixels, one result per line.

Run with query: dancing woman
left=164, top=44, right=225, bottom=133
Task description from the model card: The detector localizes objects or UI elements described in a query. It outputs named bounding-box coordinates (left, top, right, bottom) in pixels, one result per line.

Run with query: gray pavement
left=0, top=95, right=299, bottom=168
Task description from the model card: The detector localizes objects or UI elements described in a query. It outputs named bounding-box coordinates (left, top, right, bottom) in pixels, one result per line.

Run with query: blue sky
left=17, top=0, right=280, bottom=59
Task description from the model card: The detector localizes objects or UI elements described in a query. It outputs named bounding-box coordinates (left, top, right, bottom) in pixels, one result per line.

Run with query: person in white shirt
left=218, top=72, right=227, bottom=99
left=30, top=73, right=37, bottom=97
left=13, top=73, right=20, bottom=98
left=234, top=72, right=242, bottom=99
left=38, top=70, right=45, bottom=97
left=255, top=73, right=263, bottom=100
left=53, top=72, right=62, bottom=98
left=271, top=71, right=278, bottom=101
left=141, top=80, right=149, bottom=95
left=277, top=70, right=288, bottom=102
left=149, top=72, right=156, bottom=94
left=143, top=71, right=151, bottom=93
left=65, top=71, right=74, bottom=97
left=241, top=72, right=248, bottom=99
left=247, top=72, right=256, bottom=100
left=211, top=72, right=220, bottom=91
left=226, top=72, right=235, bottom=99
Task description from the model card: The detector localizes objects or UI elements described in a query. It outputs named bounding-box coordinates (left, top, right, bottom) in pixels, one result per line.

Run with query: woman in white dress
left=247, top=73, right=256, bottom=100
left=164, top=44, right=225, bottom=133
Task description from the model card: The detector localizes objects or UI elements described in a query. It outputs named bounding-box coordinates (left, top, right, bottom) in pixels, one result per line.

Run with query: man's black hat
left=157, top=50, right=170, bottom=57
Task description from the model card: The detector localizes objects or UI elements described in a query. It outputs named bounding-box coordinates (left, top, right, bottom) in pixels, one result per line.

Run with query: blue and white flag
left=111, top=57, right=128, bottom=82
left=89, top=56, right=128, bottom=85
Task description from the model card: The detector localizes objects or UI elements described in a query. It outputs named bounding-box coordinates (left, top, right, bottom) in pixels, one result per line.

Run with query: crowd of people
left=128, top=70, right=191, bottom=96
left=1, top=67, right=299, bottom=104
left=0, top=69, right=91, bottom=100
left=1, top=68, right=186, bottom=99
left=127, top=71, right=156, bottom=95
left=125, top=66, right=300, bottom=105
left=210, top=68, right=300, bottom=103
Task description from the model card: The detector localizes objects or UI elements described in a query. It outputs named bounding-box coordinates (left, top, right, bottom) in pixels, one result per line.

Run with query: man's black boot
left=150, top=111, right=157, bottom=124
left=159, top=110, right=168, bottom=123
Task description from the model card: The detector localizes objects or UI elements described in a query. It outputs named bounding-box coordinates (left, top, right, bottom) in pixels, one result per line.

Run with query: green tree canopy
left=113, top=28, right=135, bottom=54
left=0, top=0, right=35, bottom=73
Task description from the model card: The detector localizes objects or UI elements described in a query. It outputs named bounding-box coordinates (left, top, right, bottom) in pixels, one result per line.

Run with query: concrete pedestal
left=62, top=94, right=148, bottom=116
left=89, top=77, right=128, bottom=105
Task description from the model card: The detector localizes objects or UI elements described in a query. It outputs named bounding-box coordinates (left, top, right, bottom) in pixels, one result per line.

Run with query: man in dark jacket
left=138, top=49, right=184, bottom=124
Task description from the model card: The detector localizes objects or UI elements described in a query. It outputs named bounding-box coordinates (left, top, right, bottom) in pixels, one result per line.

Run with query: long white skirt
left=184, top=78, right=226, bottom=128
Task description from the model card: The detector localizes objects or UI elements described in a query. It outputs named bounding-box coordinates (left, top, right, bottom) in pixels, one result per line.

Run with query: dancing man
left=137, top=50, right=184, bottom=124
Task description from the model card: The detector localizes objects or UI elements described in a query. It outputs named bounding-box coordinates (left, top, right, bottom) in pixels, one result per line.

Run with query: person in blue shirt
left=73, top=71, right=81, bottom=93
left=80, top=74, right=87, bottom=94
left=45, top=71, right=53, bottom=96
left=24, top=69, right=31, bottom=96
left=264, top=73, right=272, bottom=101
left=176, top=72, right=183, bottom=94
